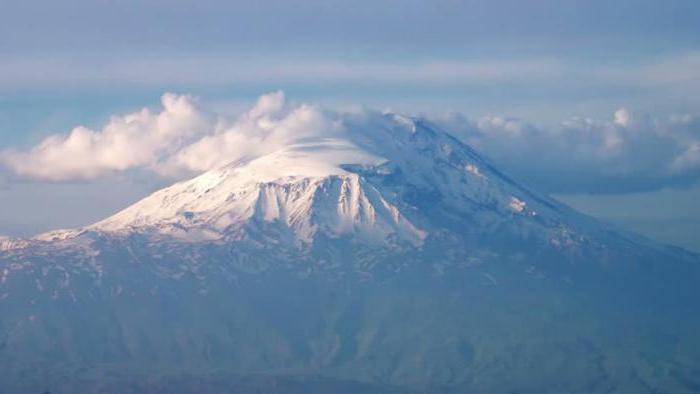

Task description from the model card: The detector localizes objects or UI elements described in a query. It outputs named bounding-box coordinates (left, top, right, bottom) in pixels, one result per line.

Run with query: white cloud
left=613, top=108, right=631, bottom=127
left=673, top=142, right=700, bottom=172
left=435, top=109, right=700, bottom=193
left=2, top=91, right=699, bottom=194
left=0, top=94, right=211, bottom=181
left=162, top=91, right=341, bottom=175
left=0, top=91, right=343, bottom=183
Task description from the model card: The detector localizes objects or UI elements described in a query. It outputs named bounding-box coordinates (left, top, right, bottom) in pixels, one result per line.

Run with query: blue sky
left=0, top=0, right=699, bottom=251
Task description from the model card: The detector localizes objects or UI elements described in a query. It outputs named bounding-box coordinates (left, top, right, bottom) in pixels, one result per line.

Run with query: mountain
left=1, top=112, right=699, bottom=393
left=32, top=112, right=677, bottom=265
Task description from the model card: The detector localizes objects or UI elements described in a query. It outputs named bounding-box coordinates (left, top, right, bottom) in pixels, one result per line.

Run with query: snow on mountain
left=4, top=103, right=700, bottom=394
left=18, top=109, right=586, bottom=256
left=0, top=236, right=29, bottom=251
left=5, top=102, right=700, bottom=392
left=7, top=100, right=680, bottom=272
left=87, top=136, right=422, bottom=245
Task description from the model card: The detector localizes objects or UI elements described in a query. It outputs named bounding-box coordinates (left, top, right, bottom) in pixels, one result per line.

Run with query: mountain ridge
left=2, top=110, right=700, bottom=393
left=14, top=112, right=653, bottom=258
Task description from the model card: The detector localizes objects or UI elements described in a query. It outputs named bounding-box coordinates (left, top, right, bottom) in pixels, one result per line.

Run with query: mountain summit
left=1, top=107, right=699, bottom=393
left=33, top=112, right=659, bottom=264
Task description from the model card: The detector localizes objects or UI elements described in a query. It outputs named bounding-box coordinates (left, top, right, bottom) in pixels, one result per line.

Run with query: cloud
left=2, top=52, right=699, bottom=93
left=0, top=56, right=568, bottom=91
left=0, top=91, right=341, bottom=182
left=673, top=141, right=700, bottom=172
left=0, top=93, right=211, bottom=181
left=434, top=109, right=700, bottom=193
left=161, top=91, right=342, bottom=175
left=2, top=91, right=699, bottom=194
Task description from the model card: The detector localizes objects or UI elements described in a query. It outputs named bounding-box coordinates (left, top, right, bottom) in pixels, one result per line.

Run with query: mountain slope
left=1, top=112, right=699, bottom=393
left=30, top=112, right=668, bottom=264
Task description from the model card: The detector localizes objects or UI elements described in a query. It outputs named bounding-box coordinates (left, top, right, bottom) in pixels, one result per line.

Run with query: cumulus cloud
left=161, top=91, right=342, bottom=175
left=434, top=109, right=700, bottom=193
left=0, top=93, right=211, bottom=181
left=1, top=91, right=699, bottom=194
left=0, top=91, right=341, bottom=182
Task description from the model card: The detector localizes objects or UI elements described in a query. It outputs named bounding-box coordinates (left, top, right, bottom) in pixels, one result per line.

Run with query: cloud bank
left=1, top=92, right=699, bottom=194
left=436, top=109, right=700, bottom=193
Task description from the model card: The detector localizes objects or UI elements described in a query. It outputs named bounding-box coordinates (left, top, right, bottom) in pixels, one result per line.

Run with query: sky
left=0, top=0, right=699, bottom=251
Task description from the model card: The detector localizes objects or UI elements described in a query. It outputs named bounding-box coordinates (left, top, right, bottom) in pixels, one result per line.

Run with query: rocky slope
left=1, top=112, right=699, bottom=393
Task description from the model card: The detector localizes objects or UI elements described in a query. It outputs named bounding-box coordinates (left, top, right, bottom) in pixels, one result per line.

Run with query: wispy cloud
left=1, top=52, right=699, bottom=92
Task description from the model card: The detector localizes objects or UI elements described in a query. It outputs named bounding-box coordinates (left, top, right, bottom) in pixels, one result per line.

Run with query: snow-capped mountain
left=2, top=111, right=699, bottom=393
left=28, top=112, right=642, bottom=262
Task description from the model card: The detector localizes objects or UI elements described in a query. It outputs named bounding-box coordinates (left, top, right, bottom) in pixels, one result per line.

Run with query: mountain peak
left=84, top=114, right=435, bottom=245
left=21, top=110, right=653, bottom=265
left=76, top=113, right=571, bottom=252
left=91, top=169, right=427, bottom=247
